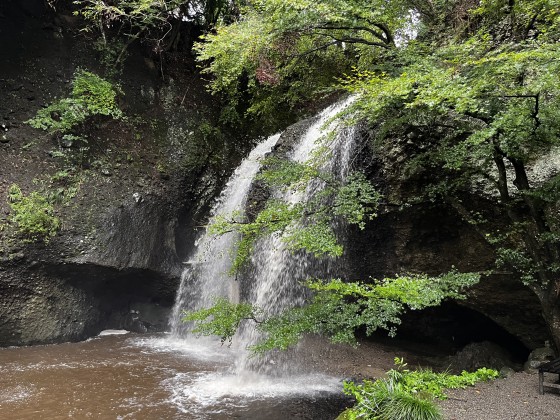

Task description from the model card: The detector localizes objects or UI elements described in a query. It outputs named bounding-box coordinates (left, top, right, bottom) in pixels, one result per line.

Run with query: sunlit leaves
left=7, top=185, right=61, bottom=242
left=27, top=70, right=122, bottom=134
left=344, top=358, right=498, bottom=419
left=334, top=172, right=381, bottom=228
left=284, top=221, right=343, bottom=257
left=185, top=271, right=480, bottom=353
left=193, top=0, right=415, bottom=124
left=343, top=40, right=560, bottom=174
left=182, top=297, right=258, bottom=345
left=256, top=157, right=322, bottom=190
left=210, top=200, right=303, bottom=273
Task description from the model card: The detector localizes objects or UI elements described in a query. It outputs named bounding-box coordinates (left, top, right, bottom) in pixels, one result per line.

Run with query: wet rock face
left=0, top=239, right=181, bottom=346
left=0, top=266, right=100, bottom=346
left=344, top=128, right=549, bottom=351
left=0, top=0, right=241, bottom=346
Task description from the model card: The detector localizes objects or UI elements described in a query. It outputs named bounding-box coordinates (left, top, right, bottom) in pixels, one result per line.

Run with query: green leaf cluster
left=184, top=270, right=479, bottom=353
left=194, top=0, right=409, bottom=126
left=7, top=184, right=61, bottom=242
left=210, top=200, right=304, bottom=273
left=334, top=172, right=381, bottom=228
left=27, top=70, right=122, bottom=134
left=210, top=157, right=381, bottom=272
left=183, top=297, right=258, bottom=345
left=341, top=358, right=498, bottom=420
left=340, top=34, right=560, bottom=291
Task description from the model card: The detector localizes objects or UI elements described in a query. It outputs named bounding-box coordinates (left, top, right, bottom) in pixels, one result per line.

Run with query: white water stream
left=161, top=97, right=358, bottom=412
left=169, top=133, right=280, bottom=336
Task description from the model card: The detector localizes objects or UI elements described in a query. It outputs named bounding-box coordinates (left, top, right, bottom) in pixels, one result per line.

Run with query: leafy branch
left=208, top=157, right=381, bottom=273
left=184, top=271, right=480, bottom=353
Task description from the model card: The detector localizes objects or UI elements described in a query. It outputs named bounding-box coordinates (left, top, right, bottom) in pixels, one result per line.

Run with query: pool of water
left=0, top=332, right=347, bottom=419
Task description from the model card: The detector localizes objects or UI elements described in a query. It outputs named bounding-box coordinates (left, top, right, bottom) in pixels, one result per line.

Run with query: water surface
left=0, top=333, right=346, bottom=419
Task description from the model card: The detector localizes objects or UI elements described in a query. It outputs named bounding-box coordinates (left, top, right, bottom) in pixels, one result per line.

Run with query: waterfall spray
left=170, top=97, right=357, bottom=376
left=169, top=134, right=280, bottom=336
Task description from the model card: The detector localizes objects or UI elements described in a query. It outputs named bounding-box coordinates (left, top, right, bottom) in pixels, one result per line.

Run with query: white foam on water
left=164, top=371, right=342, bottom=415
left=131, top=335, right=235, bottom=364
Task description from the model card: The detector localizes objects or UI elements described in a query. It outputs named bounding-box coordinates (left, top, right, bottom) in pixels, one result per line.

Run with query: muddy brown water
left=0, top=332, right=348, bottom=420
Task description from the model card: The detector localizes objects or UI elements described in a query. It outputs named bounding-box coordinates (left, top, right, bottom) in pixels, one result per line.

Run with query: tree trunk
left=541, top=298, right=560, bottom=353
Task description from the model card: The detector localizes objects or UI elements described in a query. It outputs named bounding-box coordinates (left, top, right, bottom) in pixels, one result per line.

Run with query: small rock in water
left=132, top=192, right=143, bottom=203
left=98, top=329, right=129, bottom=336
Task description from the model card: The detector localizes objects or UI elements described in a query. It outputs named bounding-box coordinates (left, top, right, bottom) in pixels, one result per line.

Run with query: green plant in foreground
left=341, top=358, right=499, bottom=420
left=7, top=184, right=60, bottom=242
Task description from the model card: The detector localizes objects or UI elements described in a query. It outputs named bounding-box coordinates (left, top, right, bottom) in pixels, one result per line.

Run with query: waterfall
left=169, top=97, right=357, bottom=375
left=235, top=98, right=357, bottom=374
left=169, top=134, right=280, bottom=335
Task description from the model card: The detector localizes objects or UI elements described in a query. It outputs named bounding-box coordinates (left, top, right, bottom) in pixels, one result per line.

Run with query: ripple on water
left=0, top=385, right=36, bottom=404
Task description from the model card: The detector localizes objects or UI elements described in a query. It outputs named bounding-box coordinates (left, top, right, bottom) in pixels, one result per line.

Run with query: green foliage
left=338, top=24, right=560, bottom=298
left=27, top=70, right=122, bottom=134
left=334, top=172, right=381, bottom=228
left=387, top=358, right=499, bottom=400
left=183, top=297, right=258, bottom=345
left=257, top=157, right=322, bottom=190
left=184, top=271, right=479, bottom=353
left=194, top=0, right=404, bottom=124
left=7, top=185, right=60, bottom=242
left=283, top=220, right=343, bottom=257
left=75, top=0, right=238, bottom=71
left=475, top=0, right=560, bottom=40
left=210, top=200, right=304, bottom=273
left=343, top=358, right=498, bottom=420
left=210, top=152, right=381, bottom=273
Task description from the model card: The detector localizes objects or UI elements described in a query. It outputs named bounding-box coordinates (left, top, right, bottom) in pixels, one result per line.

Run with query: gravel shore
left=440, top=371, right=560, bottom=419
left=294, top=336, right=560, bottom=419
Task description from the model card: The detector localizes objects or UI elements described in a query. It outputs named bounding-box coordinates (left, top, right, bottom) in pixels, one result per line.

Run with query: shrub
left=342, top=358, right=499, bottom=419
left=27, top=69, right=122, bottom=134
left=7, top=184, right=60, bottom=242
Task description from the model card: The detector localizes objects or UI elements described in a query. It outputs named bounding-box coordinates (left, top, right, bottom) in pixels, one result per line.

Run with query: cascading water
left=160, top=97, right=358, bottom=415
left=169, top=133, right=280, bottom=336
left=234, top=98, right=357, bottom=375
left=169, top=97, right=357, bottom=355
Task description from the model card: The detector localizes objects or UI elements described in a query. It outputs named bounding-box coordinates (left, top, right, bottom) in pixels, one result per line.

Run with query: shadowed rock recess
left=0, top=0, right=550, bottom=357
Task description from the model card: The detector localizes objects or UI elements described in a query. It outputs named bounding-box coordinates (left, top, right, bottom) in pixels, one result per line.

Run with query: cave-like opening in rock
left=368, top=302, right=531, bottom=370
